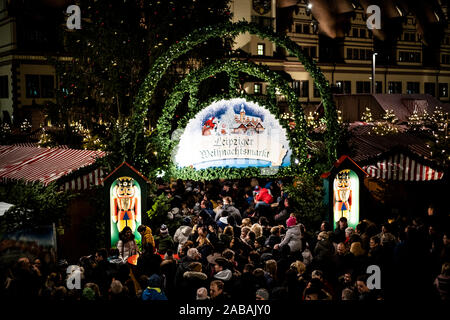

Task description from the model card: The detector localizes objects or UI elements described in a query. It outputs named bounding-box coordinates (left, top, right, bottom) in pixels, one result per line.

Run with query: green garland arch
left=131, top=21, right=340, bottom=177
left=155, top=59, right=307, bottom=171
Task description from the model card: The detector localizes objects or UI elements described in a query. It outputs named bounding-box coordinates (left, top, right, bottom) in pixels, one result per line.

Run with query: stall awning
left=0, top=145, right=106, bottom=190
left=362, top=153, right=444, bottom=181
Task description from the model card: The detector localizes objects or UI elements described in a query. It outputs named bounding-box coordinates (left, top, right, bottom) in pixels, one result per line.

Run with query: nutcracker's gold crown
left=117, top=176, right=134, bottom=187
left=337, top=170, right=350, bottom=181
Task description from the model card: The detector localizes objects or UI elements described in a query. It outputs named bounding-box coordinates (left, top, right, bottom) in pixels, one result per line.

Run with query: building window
left=292, top=80, right=309, bottom=97
left=352, top=28, right=358, bottom=37
left=346, top=48, right=352, bottom=59
left=376, top=81, right=382, bottom=94
left=254, top=83, right=262, bottom=95
left=25, top=74, right=55, bottom=99
left=257, top=43, right=265, bottom=56
left=406, top=82, right=420, bottom=94
left=425, top=82, right=436, bottom=96
left=403, top=32, right=416, bottom=42
left=439, top=83, right=448, bottom=97
left=0, top=75, right=8, bottom=98
left=302, top=46, right=317, bottom=58
left=251, top=16, right=274, bottom=28
left=399, top=51, right=421, bottom=63
left=335, top=81, right=351, bottom=94
left=292, top=81, right=300, bottom=96
left=360, top=29, right=366, bottom=38
left=356, top=81, right=371, bottom=94
left=303, top=24, right=310, bottom=34
left=388, top=81, right=402, bottom=94
left=295, top=24, right=302, bottom=33
left=442, top=54, right=450, bottom=64
left=40, top=75, right=55, bottom=98
left=300, top=80, right=309, bottom=98
left=347, top=48, right=371, bottom=60
left=313, top=82, right=320, bottom=97
left=26, top=75, right=40, bottom=98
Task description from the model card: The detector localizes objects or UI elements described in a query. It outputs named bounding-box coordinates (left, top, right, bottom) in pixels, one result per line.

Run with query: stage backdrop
left=175, top=98, right=292, bottom=169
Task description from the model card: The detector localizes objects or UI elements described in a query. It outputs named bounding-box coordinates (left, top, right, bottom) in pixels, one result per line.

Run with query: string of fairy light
left=360, top=106, right=449, bottom=162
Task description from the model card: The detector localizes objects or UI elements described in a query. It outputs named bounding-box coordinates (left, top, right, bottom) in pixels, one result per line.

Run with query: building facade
left=230, top=0, right=450, bottom=112
left=0, top=0, right=67, bottom=130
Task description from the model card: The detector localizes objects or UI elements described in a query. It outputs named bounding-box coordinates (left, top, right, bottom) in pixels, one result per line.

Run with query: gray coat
left=279, top=224, right=303, bottom=253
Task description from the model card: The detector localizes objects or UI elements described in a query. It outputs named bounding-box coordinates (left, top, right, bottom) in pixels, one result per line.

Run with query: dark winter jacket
left=314, top=239, right=335, bottom=263
left=155, top=234, right=175, bottom=254
left=274, top=209, right=289, bottom=225
left=266, top=235, right=282, bottom=249
left=180, top=271, right=208, bottom=301
left=142, top=274, right=168, bottom=301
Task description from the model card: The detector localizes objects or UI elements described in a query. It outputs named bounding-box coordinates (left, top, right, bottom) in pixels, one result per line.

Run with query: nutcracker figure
left=111, top=177, right=139, bottom=234
left=334, top=170, right=352, bottom=220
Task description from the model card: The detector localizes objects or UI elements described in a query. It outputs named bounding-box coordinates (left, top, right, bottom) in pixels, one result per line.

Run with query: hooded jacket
left=214, top=269, right=233, bottom=282
left=174, top=225, right=192, bottom=249
left=155, top=233, right=175, bottom=254
left=177, top=271, right=208, bottom=300
left=279, top=224, right=303, bottom=253
left=141, top=226, right=156, bottom=249
left=141, top=274, right=168, bottom=301
left=254, top=188, right=273, bottom=204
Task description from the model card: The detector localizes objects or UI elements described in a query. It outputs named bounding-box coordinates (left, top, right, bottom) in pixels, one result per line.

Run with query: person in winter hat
left=196, top=287, right=210, bottom=300
left=155, top=224, right=175, bottom=254
left=180, top=262, right=208, bottom=301
left=274, top=216, right=303, bottom=253
left=141, top=274, right=168, bottom=301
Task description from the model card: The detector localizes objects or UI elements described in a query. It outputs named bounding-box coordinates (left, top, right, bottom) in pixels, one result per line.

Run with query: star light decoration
left=20, top=119, right=32, bottom=132
left=406, top=107, right=449, bottom=162
left=361, top=107, right=399, bottom=136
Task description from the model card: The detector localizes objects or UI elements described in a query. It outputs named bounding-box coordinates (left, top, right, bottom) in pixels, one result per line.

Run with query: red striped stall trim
left=0, top=145, right=106, bottom=187
left=62, top=167, right=105, bottom=192
left=362, top=154, right=444, bottom=181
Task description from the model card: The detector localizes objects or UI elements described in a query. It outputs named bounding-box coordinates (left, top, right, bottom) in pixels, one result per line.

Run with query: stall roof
left=347, top=124, right=445, bottom=181
left=348, top=124, right=433, bottom=164
left=0, top=145, right=106, bottom=186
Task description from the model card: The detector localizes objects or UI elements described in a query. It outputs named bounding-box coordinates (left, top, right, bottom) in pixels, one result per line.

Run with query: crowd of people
left=1, top=178, right=449, bottom=302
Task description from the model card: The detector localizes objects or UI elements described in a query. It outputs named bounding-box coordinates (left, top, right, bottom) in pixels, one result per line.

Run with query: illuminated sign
left=333, top=169, right=359, bottom=229
left=175, top=98, right=291, bottom=169
left=110, top=176, right=142, bottom=247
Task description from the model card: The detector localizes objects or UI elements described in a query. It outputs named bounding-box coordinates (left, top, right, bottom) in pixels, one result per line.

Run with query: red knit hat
left=286, top=216, right=297, bottom=227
